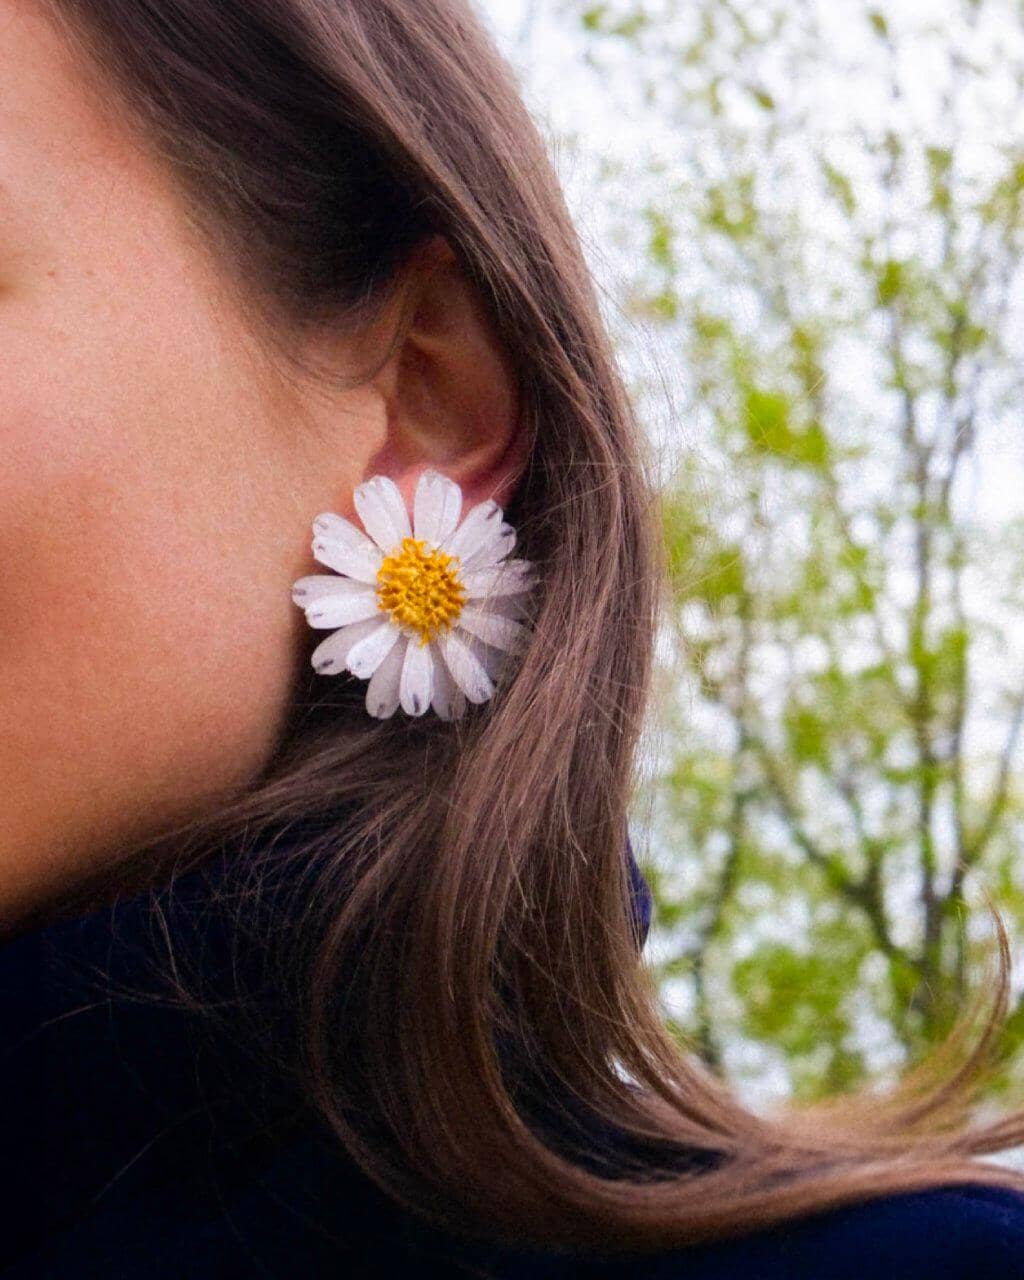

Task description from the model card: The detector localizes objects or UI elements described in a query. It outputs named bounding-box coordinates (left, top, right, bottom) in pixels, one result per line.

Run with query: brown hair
left=37, top=0, right=1024, bottom=1255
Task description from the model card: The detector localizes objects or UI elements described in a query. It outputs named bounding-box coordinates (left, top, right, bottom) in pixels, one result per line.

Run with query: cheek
left=0, top=280, right=296, bottom=903
left=2, top=396, right=220, bottom=675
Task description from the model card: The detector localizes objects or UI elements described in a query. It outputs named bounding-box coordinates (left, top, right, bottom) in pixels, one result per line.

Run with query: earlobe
left=365, top=234, right=529, bottom=515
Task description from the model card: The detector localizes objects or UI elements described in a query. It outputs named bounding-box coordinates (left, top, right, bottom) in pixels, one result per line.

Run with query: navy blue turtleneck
left=3, top=819, right=1024, bottom=1278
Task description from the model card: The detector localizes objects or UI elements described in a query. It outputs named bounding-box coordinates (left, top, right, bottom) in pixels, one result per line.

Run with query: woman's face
left=0, top=3, right=385, bottom=917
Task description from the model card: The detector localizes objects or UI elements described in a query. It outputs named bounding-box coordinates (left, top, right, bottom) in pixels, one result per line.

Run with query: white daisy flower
left=291, top=468, right=536, bottom=720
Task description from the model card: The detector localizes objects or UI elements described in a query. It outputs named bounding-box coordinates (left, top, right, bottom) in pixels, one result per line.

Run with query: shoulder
left=9, top=1146, right=1024, bottom=1278
left=572, top=1183, right=1024, bottom=1280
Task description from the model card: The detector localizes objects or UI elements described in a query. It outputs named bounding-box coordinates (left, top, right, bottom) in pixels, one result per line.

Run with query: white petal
left=309, top=616, right=383, bottom=676
left=311, top=536, right=382, bottom=584
left=312, top=511, right=374, bottom=545
left=441, top=498, right=504, bottom=562
left=399, top=637, right=434, bottom=716
left=459, top=523, right=516, bottom=572
left=456, top=605, right=528, bottom=652
left=302, top=584, right=381, bottom=629
left=365, top=632, right=407, bottom=718
left=311, top=513, right=384, bottom=583
left=465, top=631, right=505, bottom=681
left=429, top=649, right=466, bottom=720
left=346, top=618, right=402, bottom=679
left=353, top=475, right=412, bottom=553
left=292, top=574, right=359, bottom=603
left=413, top=468, right=463, bottom=545
left=436, top=628, right=494, bottom=704
left=461, top=559, right=536, bottom=601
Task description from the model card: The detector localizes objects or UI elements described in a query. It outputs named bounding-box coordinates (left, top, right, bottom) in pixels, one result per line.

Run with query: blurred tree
left=564, top=0, right=1024, bottom=1102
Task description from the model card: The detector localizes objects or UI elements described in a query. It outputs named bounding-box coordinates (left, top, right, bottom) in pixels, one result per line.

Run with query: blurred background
left=477, top=0, right=1024, bottom=1116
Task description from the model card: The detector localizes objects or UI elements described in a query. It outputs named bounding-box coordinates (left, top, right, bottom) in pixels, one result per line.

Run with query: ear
left=363, top=234, right=531, bottom=514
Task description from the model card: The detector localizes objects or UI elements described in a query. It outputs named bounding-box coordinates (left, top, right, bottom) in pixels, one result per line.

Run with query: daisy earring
left=291, top=469, right=537, bottom=720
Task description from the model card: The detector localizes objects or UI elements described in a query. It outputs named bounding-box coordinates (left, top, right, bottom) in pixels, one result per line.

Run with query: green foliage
left=580, top=4, right=647, bottom=37
left=734, top=923, right=868, bottom=1095
left=645, top=206, right=675, bottom=270
left=821, top=162, right=857, bottom=217
left=875, top=258, right=906, bottom=307
left=703, top=175, right=759, bottom=241
left=663, top=491, right=746, bottom=604
left=741, top=387, right=830, bottom=468
left=748, top=85, right=777, bottom=112
left=567, top=0, right=1024, bottom=1104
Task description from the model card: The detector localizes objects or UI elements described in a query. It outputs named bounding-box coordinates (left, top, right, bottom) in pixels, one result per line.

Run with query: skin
left=0, top=0, right=526, bottom=924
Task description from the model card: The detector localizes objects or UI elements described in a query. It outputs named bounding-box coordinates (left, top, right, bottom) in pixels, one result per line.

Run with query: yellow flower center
left=375, top=536, right=466, bottom=645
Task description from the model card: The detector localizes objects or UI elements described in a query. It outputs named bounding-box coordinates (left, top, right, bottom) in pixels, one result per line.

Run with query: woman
left=3, top=0, right=1024, bottom=1275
